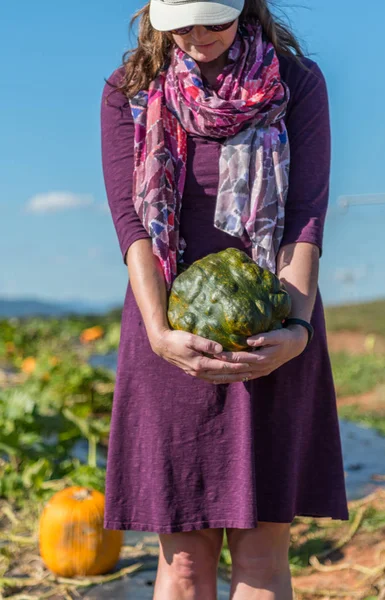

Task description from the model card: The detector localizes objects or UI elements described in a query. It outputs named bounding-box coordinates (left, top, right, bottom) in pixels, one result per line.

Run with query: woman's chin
left=191, top=48, right=221, bottom=62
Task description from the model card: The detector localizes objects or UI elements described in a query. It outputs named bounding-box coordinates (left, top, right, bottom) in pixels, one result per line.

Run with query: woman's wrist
left=286, top=323, right=308, bottom=350
left=148, top=326, right=172, bottom=354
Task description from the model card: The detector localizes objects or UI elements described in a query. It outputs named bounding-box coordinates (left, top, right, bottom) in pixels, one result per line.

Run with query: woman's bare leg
left=226, top=522, right=293, bottom=599
left=153, top=527, right=224, bottom=600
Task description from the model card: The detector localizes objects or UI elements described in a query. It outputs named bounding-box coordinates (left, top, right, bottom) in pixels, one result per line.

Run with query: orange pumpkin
left=39, top=486, right=123, bottom=577
left=80, top=326, right=104, bottom=344
left=21, top=356, right=37, bottom=374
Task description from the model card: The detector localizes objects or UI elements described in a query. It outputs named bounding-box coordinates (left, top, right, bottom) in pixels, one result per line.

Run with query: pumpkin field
left=1, top=298, right=385, bottom=599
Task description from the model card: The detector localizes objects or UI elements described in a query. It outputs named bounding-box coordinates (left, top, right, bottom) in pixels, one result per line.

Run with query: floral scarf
left=129, top=21, right=290, bottom=291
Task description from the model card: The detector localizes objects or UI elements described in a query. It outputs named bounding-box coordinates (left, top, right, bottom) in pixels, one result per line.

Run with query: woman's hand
left=212, top=325, right=308, bottom=380
left=150, top=329, right=255, bottom=384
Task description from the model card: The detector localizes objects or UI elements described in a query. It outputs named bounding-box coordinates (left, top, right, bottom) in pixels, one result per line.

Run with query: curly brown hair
left=104, top=0, right=313, bottom=102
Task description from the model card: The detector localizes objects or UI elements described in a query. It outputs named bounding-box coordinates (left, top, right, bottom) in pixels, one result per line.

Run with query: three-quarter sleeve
left=279, top=59, right=331, bottom=258
left=100, top=67, right=151, bottom=265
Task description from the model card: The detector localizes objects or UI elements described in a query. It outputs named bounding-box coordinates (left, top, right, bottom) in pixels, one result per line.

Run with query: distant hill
left=0, top=297, right=121, bottom=318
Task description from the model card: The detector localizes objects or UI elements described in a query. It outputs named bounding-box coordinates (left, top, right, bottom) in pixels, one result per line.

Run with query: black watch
left=282, top=317, right=314, bottom=348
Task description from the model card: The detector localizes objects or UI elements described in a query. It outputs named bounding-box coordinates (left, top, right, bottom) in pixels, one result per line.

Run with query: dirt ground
left=337, top=385, right=385, bottom=413
left=287, top=331, right=385, bottom=599
left=289, top=489, right=385, bottom=599
left=329, top=330, right=385, bottom=414
left=326, top=330, right=385, bottom=355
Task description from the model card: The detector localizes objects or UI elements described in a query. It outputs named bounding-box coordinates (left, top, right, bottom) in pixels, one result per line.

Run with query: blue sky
left=1, top=0, right=384, bottom=308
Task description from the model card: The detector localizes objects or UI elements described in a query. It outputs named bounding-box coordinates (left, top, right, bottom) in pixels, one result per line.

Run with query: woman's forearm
left=276, top=241, right=320, bottom=326
left=125, top=239, right=171, bottom=349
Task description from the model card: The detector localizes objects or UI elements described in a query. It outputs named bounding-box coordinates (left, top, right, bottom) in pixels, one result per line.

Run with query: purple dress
left=100, top=53, right=350, bottom=533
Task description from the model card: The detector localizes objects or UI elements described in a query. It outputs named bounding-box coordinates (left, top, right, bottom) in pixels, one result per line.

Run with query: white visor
left=149, top=0, right=245, bottom=32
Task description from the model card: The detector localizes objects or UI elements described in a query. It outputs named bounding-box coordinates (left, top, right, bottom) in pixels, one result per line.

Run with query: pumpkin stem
left=72, top=488, right=92, bottom=501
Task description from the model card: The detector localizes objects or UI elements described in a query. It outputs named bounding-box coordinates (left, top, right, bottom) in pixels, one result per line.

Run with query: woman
left=100, top=0, right=350, bottom=597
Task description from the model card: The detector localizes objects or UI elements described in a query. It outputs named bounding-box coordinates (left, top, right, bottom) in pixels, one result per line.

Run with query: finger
left=197, top=356, right=256, bottom=373
left=201, top=371, right=254, bottom=384
left=202, top=369, right=259, bottom=379
left=246, top=331, right=282, bottom=348
left=186, top=335, right=223, bottom=356
left=214, top=351, right=268, bottom=363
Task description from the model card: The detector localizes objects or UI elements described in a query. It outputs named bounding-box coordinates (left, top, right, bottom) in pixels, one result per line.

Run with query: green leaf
left=67, top=465, right=106, bottom=493
left=62, top=407, right=90, bottom=438
left=21, top=458, right=52, bottom=489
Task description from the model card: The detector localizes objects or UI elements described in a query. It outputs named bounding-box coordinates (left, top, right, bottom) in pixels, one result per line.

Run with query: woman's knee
left=158, top=527, right=224, bottom=580
left=226, top=522, right=291, bottom=580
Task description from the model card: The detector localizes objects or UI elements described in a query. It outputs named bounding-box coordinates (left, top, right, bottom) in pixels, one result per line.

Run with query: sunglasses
left=169, top=19, right=236, bottom=36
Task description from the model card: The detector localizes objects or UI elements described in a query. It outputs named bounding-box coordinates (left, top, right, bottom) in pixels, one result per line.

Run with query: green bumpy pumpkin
left=167, top=247, right=292, bottom=352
